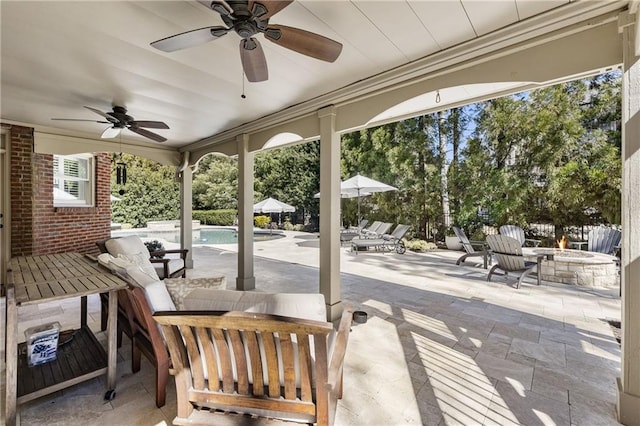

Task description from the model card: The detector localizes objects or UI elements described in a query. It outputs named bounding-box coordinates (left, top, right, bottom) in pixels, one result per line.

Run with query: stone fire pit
left=531, top=248, right=619, bottom=288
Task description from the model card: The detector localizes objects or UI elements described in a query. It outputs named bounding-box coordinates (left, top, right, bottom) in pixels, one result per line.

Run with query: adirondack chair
left=569, top=227, right=621, bottom=255
left=499, top=225, right=541, bottom=247
left=486, top=234, right=538, bottom=289
left=452, top=226, right=490, bottom=269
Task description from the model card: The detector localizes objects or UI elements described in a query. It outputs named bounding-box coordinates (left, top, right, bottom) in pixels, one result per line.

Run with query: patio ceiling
left=0, top=0, right=629, bottom=153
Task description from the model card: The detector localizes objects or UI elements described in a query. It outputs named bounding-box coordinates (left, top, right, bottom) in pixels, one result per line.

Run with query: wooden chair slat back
left=589, top=227, right=621, bottom=254
left=154, top=311, right=333, bottom=405
left=487, top=235, right=526, bottom=271
left=499, top=225, right=526, bottom=246
left=453, top=226, right=474, bottom=254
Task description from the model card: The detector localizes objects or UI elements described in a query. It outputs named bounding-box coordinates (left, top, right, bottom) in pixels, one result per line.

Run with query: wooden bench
left=153, top=308, right=353, bottom=425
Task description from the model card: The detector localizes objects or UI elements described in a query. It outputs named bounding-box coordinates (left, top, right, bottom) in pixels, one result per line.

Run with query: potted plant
left=444, top=227, right=463, bottom=250
left=144, top=240, right=165, bottom=258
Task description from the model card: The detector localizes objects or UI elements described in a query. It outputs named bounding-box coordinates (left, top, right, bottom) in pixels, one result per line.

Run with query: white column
left=179, top=153, right=193, bottom=268
left=318, top=106, right=343, bottom=321
left=236, top=134, right=255, bottom=290
left=617, top=9, right=640, bottom=426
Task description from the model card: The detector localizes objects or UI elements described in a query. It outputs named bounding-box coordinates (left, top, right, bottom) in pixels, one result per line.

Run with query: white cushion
left=97, top=253, right=114, bottom=269
left=140, top=280, right=176, bottom=313
left=105, top=236, right=160, bottom=281
left=124, top=264, right=159, bottom=288
left=164, top=276, right=226, bottom=309
left=182, top=289, right=326, bottom=322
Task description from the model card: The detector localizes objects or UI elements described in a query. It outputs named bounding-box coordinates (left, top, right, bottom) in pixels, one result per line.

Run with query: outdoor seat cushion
left=182, top=289, right=327, bottom=322
left=163, top=276, right=227, bottom=309
left=98, top=252, right=176, bottom=312
left=105, top=236, right=160, bottom=281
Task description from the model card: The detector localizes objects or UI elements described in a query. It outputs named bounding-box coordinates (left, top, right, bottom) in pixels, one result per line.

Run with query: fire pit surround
left=531, top=248, right=619, bottom=288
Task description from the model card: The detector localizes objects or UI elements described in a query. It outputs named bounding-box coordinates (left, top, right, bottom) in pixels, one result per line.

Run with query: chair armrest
left=150, top=249, right=188, bottom=260
left=524, top=238, right=541, bottom=247
left=328, top=307, right=353, bottom=390
left=469, top=240, right=488, bottom=249
left=567, top=241, right=588, bottom=251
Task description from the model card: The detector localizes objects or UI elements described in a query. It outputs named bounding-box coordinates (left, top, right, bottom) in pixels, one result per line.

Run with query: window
left=53, top=154, right=95, bottom=207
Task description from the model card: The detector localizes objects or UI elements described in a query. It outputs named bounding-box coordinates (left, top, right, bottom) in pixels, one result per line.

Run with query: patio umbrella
left=253, top=197, right=296, bottom=226
left=340, top=173, right=397, bottom=224
left=253, top=197, right=296, bottom=213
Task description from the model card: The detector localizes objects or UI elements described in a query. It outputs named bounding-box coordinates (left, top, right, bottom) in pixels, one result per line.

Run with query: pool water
left=111, top=228, right=284, bottom=245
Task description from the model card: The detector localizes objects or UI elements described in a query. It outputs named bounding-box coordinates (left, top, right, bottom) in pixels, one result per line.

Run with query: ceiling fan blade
left=240, top=38, right=268, bottom=82
left=198, top=0, right=233, bottom=16
left=51, top=118, right=111, bottom=124
left=128, top=127, right=167, bottom=143
left=249, top=1, right=293, bottom=19
left=84, top=106, right=118, bottom=122
left=130, top=120, right=170, bottom=129
left=151, top=26, right=229, bottom=52
left=264, top=25, right=342, bottom=62
left=101, top=126, right=122, bottom=139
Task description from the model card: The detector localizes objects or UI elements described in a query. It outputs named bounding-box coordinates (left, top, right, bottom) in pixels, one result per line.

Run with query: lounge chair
left=499, top=225, right=541, bottom=247
left=351, top=224, right=409, bottom=254
left=339, top=219, right=371, bottom=244
left=452, top=226, right=490, bottom=269
left=360, top=221, right=392, bottom=238
left=486, top=234, right=538, bottom=289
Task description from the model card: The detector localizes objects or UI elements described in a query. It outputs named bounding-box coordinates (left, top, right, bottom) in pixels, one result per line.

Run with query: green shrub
left=193, top=209, right=236, bottom=226
left=406, top=239, right=437, bottom=252
left=293, top=224, right=305, bottom=231
left=254, top=215, right=271, bottom=228
left=283, top=221, right=295, bottom=231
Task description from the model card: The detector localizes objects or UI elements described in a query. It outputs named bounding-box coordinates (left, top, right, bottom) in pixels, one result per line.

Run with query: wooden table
left=4, top=253, right=127, bottom=426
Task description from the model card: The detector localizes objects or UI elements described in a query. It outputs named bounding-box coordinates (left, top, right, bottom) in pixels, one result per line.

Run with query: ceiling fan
left=150, top=0, right=343, bottom=82
left=52, top=106, right=170, bottom=142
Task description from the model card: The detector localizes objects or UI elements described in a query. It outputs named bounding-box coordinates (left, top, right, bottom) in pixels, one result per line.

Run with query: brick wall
left=5, top=124, right=111, bottom=256
left=9, top=125, right=35, bottom=256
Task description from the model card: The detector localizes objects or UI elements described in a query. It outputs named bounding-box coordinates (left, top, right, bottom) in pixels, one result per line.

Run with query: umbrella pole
left=357, top=189, right=361, bottom=227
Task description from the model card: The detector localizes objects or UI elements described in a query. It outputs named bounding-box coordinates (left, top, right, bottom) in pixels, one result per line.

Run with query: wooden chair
left=92, top=264, right=170, bottom=408
left=153, top=308, right=353, bottom=426
left=452, top=226, right=490, bottom=269
left=486, top=234, right=538, bottom=289
left=124, top=286, right=171, bottom=408
left=499, top=225, right=541, bottom=247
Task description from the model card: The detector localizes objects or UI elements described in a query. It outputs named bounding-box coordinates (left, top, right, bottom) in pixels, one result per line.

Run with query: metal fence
left=425, top=213, right=618, bottom=246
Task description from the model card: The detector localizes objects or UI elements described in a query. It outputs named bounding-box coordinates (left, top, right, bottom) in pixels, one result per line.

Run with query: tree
left=111, top=154, right=180, bottom=228
left=192, top=155, right=238, bottom=210
left=254, top=142, right=321, bottom=224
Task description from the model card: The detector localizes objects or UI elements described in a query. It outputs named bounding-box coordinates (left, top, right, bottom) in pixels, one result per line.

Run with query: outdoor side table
left=4, top=252, right=127, bottom=426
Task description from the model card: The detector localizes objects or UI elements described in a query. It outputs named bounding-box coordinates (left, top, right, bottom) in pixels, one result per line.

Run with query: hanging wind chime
left=115, top=153, right=127, bottom=195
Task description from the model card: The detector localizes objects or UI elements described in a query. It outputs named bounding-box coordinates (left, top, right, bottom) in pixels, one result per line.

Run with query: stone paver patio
left=0, top=230, right=622, bottom=425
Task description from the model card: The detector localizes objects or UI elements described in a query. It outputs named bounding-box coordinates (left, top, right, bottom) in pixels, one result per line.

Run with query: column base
left=326, top=300, right=343, bottom=323
left=617, top=377, right=640, bottom=425
left=235, top=276, right=255, bottom=291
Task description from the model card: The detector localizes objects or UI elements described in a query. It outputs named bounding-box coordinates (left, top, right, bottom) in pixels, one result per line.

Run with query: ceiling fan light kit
left=51, top=106, right=170, bottom=143
left=151, top=0, right=343, bottom=83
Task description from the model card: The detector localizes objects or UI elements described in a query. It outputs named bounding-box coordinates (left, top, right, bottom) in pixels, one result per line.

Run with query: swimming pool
left=111, top=228, right=285, bottom=245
